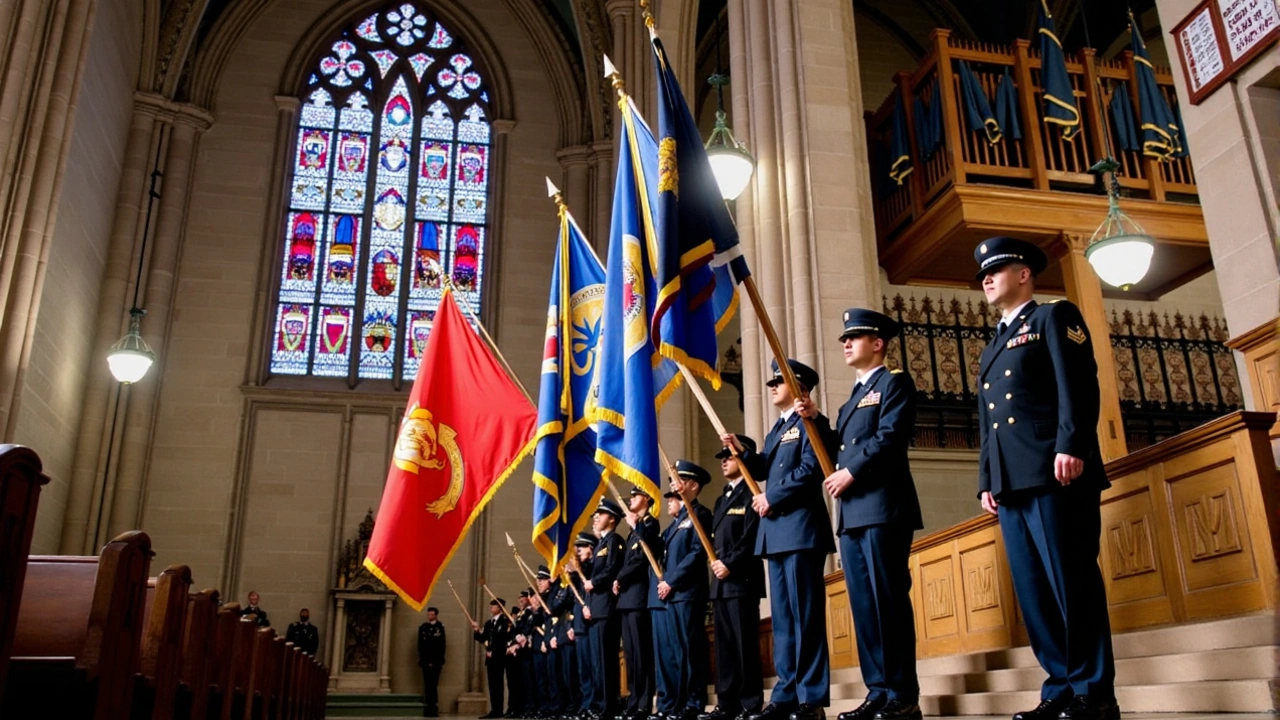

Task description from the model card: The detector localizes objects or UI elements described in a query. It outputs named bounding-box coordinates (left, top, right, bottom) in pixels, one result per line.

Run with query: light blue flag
left=531, top=207, right=607, bottom=572
left=593, top=97, right=678, bottom=506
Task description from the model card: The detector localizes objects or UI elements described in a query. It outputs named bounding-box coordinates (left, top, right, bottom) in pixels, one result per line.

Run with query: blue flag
left=593, top=96, right=678, bottom=506
left=1130, top=16, right=1180, bottom=160
left=650, top=36, right=750, bottom=388
left=531, top=208, right=607, bottom=572
left=1037, top=0, right=1080, bottom=140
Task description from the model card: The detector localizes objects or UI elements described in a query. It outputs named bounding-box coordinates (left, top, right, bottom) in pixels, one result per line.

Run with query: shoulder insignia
left=1047, top=298, right=1062, bottom=304
left=1066, top=326, right=1087, bottom=345
left=890, top=368, right=903, bottom=374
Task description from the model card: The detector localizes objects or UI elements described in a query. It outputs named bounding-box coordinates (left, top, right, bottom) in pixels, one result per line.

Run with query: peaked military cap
left=595, top=498, right=624, bottom=519
left=427, top=606, right=439, bottom=613
left=574, top=530, right=597, bottom=547
left=628, top=485, right=653, bottom=503
left=536, top=565, right=551, bottom=580
left=674, top=459, right=711, bottom=486
left=490, top=598, right=506, bottom=607
left=839, top=308, right=901, bottom=341
left=765, top=358, right=820, bottom=389
left=974, top=236, right=1047, bottom=279
left=663, top=489, right=682, bottom=499
left=519, top=589, right=532, bottom=598
left=715, top=434, right=757, bottom=459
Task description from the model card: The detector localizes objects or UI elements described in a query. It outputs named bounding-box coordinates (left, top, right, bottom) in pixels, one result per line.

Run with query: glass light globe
left=107, top=309, right=155, bottom=384
left=706, top=148, right=755, bottom=200
left=1085, top=233, right=1154, bottom=291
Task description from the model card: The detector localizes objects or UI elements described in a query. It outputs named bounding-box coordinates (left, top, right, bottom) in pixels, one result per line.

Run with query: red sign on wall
left=1172, top=0, right=1280, bottom=104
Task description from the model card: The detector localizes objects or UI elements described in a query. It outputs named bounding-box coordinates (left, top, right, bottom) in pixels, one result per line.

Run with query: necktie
left=998, top=320, right=1007, bottom=335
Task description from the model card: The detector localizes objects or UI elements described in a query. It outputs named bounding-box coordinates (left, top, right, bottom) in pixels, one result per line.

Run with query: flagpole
left=676, top=364, right=762, bottom=496
left=560, top=565, right=587, bottom=606
left=504, top=532, right=551, bottom=614
left=479, top=580, right=530, bottom=633
left=447, top=580, right=476, bottom=627
left=633, top=3, right=838, bottom=480
left=656, top=444, right=718, bottom=564
left=604, top=478, right=665, bottom=581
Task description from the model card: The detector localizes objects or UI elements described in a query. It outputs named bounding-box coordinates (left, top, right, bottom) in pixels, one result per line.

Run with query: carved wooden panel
left=1167, top=462, right=1257, bottom=594
left=919, top=554, right=959, bottom=642
left=958, top=541, right=1003, bottom=632
left=1099, top=490, right=1165, bottom=604
left=825, top=583, right=855, bottom=670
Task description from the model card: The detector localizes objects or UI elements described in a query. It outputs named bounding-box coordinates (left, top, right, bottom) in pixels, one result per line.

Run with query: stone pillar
left=379, top=597, right=394, bottom=691
left=330, top=597, right=347, bottom=689
left=62, top=93, right=162, bottom=553
left=103, top=102, right=212, bottom=544
left=1055, top=233, right=1128, bottom=461
left=590, top=140, right=614, bottom=256
left=1154, top=0, right=1280, bottom=409
left=0, top=0, right=99, bottom=440
left=556, top=145, right=592, bottom=219
left=728, top=0, right=881, bottom=438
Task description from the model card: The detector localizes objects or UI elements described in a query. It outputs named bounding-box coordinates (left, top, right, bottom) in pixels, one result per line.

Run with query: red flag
left=364, top=290, right=536, bottom=610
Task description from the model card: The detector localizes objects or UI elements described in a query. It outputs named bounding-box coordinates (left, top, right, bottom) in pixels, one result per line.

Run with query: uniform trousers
left=575, top=631, right=596, bottom=713
left=652, top=606, right=678, bottom=714
left=588, top=614, right=623, bottom=714
left=509, top=653, right=527, bottom=713
left=998, top=485, right=1115, bottom=701
left=712, top=597, right=763, bottom=714
left=485, top=661, right=505, bottom=715
left=559, top=641, right=580, bottom=712
left=622, top=609, right=654, bottom=715
left=765, top=551, right=830, bottom=706
left=420, top=665, right=441, bottom=712
left=543, top=647, right=562, bottom=712
left=655, top=600, right=706, bottom=713
left=839, top=525, right=918, bottom=704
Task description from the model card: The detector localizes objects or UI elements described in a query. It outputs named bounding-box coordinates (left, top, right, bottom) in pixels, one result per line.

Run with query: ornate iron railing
left=880, top=293, right=1243, bottom=451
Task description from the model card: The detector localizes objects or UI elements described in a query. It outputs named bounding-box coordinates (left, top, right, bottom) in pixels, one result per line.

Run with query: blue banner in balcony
left=1037, top=0, right=1080, bottom=140
left=913, top=82, right=942, bottom=160
left=1130, top=15, right=1180, bottom=161
left=957, top=61, right=1001, bottom=145
left=889, top=92, right=913, bottom=185
left=994, top=68, right=1022, bottom=141
left=1109, top=81, right=1139, bottom=152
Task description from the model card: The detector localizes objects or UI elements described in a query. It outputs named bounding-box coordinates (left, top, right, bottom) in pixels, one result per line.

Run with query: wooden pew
left=240, top=625, right=275, bottom=720
left=222, top=615, right=258, bottom=720
left=177, top=588, right=219, bottom=720
left=135, top=565, right=193, bottom=720
left=0, top=443, right=49, bottom=698
left=206, top=603, right=241, bottom=719
left=2, top=530, right=154, bottom=718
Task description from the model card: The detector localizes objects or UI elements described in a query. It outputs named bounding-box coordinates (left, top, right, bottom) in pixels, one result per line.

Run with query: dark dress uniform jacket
left=833, top=368, right=923, bottom=532
left=742, top=413, right=836, bottom=556
left=618, top=515, right=661, bottom=610
left=572, top=561, right=592, bottom=635
left=588, top=531, right=625, bottom=618
left=286, top=621, right=320, bottom=656
left=474, top=615, right=511, bottom=665
left=418, top=621, right=446, bottom=666
left=977, top=301, right=1110, bottom=499
left=663, top=502, right=713, bottom=603
left=710, top=482, right=764, bottom=599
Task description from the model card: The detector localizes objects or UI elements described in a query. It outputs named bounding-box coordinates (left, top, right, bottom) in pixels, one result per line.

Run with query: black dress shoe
left=747, top=703, right=796, bottom=720
left=1057, top=696, right=1120, bottom=720
left=1012, top=698, right=1071, bottom=720
left=788, top=704, right=825, bottom=720
left=837, top=699, right=886, bottom=720
left=701, top=707, right=737, bottom=720
left=736, top=709, right=761, bottom=720
left=872, top=701, right=921, bottom=720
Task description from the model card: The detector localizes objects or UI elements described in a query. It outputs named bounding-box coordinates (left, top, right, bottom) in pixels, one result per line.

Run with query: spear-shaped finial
left=603, top=54, right=626, bottom=96
left=545, top=176, right=567, bottom=213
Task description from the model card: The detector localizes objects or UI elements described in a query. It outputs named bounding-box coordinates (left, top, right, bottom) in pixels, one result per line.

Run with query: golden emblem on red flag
left=394, top=405, right=464, bottom=517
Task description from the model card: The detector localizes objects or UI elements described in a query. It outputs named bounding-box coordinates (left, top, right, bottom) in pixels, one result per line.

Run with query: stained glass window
left=270, top=2, right=492, bottom=383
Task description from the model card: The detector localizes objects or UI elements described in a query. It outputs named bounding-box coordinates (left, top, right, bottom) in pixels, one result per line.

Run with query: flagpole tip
left=545, top=177, right=560, bottom=197
left=602, top=54, right=618, bottom=78
left=505, top=531, right=516, bottom=546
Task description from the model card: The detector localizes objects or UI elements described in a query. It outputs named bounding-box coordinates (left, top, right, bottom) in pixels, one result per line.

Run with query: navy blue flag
left=531, top=205, right=607, bottom=572
left=1037, top=0, right=1081, bottom=140
left=889, top=92, right=913, bottom=185
left=1130, top=17, right=1180, bottom=160
left=650, top=36, right=750, bottom=387
left=1109, top=81, right=1139, bottom=152
left=958, top=61, right=1001, bottom=144
left=994, top=68, right=1022, bottom=141
left=913, top=82, right=942, bottom=160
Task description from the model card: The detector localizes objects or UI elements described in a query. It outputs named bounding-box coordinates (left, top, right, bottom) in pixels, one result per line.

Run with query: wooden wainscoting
left=817, top=410, right=1278, bottom=668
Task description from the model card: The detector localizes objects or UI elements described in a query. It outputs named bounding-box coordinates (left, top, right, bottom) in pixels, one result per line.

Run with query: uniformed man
left=418, top=607, right=447, bottom=717
left=473, top=597, right=513, bottom=719
left=548, top=570, right=578, bottom=719
left=240, top=591, right=270, bottom=627
left=656, top=461, right=714, bottom=720
left=701, top=436, right=764, bottom=720
left=572, top=532, right=597, bottom=720
left=286, top=608, right=320, bottom=656
left=649, top=490, right=680, bottom=720
left=585, top=499, right=626, bottom=720
left=800, top=309, right=922, bottom=720
left=537, top=569, right=561, bottom=719
left=512, top=589, right=536, bottom=719
left=973, top=237, right=1117, bottom=720
left=727, top=360, right=834, bottom=720
left=617, top=486, right=661, bottom=720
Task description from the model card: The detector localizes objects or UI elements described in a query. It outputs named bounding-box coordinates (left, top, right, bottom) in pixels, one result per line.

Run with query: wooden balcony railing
left=867, top=29, right=1198, bottom=249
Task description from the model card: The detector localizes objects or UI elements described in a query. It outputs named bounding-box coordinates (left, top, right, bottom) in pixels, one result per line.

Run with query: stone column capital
left=556, top=145, right=593, bottom=167
left=605, top=0, right=634, bottom=20
left=133, top=91, right=214, bottom=131
left=274, top=94, right=302, bottom=112
left=491, top=118, right=517, bottom=135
